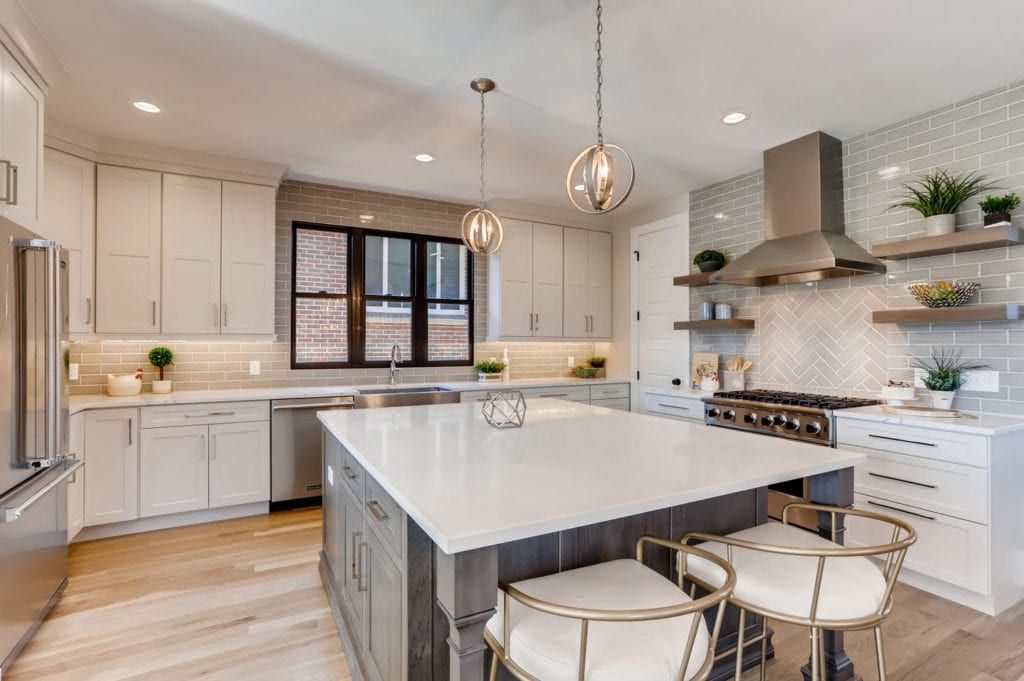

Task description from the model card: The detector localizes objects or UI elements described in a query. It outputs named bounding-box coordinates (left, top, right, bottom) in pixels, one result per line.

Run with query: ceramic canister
left=698, top=303, right=715, bottom=320
left=715, top=303, right=732, bottom=319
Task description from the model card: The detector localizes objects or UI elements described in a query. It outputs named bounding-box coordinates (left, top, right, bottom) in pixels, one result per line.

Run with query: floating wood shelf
left=674, top=319, right=756, bottom=331
left=673, top=272, right=760, bottom=287
left=872, top=303, right=1021, bottom=324
left=871, top=225, right=1024, bottom=261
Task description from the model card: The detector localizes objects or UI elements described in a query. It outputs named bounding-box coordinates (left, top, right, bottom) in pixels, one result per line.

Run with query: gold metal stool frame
left=681, top=502, right=917, bottom=681
left=483, top=536, right=738, bottom=681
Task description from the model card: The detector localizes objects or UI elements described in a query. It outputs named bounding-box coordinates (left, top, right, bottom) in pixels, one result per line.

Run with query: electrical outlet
left=249, top=360, right=260, bottom=376
left=69, top=363, right=79, bottom=381
left=913, top=367, right=999, bottom=392
left=567, top=356, right=574, bottom=368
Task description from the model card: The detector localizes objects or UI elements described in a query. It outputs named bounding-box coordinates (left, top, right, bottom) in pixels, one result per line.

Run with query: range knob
left=706, top=407, right=721, bottom=418
left=806, top=421, right=823, bottom=435
left=775, top=415, right=789, bottom=428
left=723, top=410, right=736, bottom=421
left=760, top=415, right=777, bottom=427
left=744, top=412, right=758, bottom=424
left=784, top=418, right=801, bottom=431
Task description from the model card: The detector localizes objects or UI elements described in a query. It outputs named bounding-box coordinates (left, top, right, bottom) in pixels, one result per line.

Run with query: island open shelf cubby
left=872, top=303, right=1021, bottom=324
left=871, top=225, right=1024, bottom=261
left=674, top=318, right=756, bottom=331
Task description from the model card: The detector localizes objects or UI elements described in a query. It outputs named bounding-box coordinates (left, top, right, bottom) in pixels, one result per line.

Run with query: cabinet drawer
left=340, top=447, right=366, bottom=500
left=520, top=385, right=590, bottom=402
left=644, top=393, right=704, bottom=421
left=589, top=383, right=629, bottom=400
left=141, top=401, right=269, bottom=428
left=837, top=418, right=988, bottom=469
left=854, top=451, right=988, bottom=524
left=365, top=475, right=404, bottom=561
left=848, top=493, right=989, bottom=595
left=591, top=397, right=630, bottom=412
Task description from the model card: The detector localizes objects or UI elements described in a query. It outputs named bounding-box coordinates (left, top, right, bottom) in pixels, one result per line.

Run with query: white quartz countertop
left=68, top=377, right=631, bottom=414
left=318, top=399, right=865, bottom=554
left=837, top=405, right=1024, bottom=436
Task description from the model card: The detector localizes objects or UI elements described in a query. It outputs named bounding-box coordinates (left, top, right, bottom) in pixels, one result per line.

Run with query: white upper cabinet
left=0, top=48, right=44, bottom=232
left=586, top=230, right=612, bottom=338
left=531, top=222, right=563, bottom=338
left=96, top=165, right=162, bottom=333
left=42, top=148, right=95, bottom=333
left=488, top=218, right=533, bottom=338
left=221, top=182, right=276, bottom=334
left=563, top=228, right=589, bottom=338
left=162, top=174, right=222, bottom=334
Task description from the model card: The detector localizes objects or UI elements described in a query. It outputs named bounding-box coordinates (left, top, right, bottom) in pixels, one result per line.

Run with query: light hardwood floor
left=7, top=509, right=1024, bottom=681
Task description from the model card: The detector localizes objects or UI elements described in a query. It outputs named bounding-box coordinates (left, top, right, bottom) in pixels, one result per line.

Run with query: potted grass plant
left=890, top=169, right=998, bottom=236
left=693, top=249, right=726, bottom=273
left=475, top=359, right=506, bottom=383
left=911, top=347, right=987, bottom=409
left=979, top=193, right=1020, bottom=227
left=148, top=346, right=174, bottom=394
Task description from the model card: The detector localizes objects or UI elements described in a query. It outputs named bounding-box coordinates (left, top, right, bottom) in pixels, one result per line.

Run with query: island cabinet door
left=322, top=433, right=344, bottom=583
left=365, top=529, right=403, bottom=681
left=208, top=421, right=270, bottom=508
left=139, top=425, right=210, bottom=518
left=340, top=483, right=367, bottom=643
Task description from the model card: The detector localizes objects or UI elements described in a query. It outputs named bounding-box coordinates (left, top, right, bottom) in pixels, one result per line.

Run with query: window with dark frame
left=290, top=222, right=473, bottom=369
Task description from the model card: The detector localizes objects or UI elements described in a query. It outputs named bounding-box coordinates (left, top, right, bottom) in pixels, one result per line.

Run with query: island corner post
left=423, top=467, right=859, bottom=681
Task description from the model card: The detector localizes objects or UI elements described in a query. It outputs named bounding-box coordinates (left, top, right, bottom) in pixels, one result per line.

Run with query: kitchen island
left=318, top=399, right=866, bottom=681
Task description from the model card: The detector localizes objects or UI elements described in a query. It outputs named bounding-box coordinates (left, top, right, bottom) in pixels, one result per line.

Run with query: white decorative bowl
left=107, top=373, right=142, bottom=396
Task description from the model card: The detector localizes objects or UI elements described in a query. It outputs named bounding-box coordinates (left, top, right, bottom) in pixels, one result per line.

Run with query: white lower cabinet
left=643, top=391, right=705, bottom=421
left=140, top=425, right=209, bottom=517
left=83, top=408, right=139, bottom=526
left=209, top=421, right=270, bottom=507
left=67, top=413, right=85, bottom=541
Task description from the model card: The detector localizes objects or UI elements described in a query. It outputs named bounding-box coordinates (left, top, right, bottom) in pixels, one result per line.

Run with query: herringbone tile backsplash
left=689, top=78, right=1024, bottom=415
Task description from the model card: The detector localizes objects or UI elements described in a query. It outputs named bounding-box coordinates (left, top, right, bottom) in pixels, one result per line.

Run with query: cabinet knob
left=671, top=378, right=682, bottom=386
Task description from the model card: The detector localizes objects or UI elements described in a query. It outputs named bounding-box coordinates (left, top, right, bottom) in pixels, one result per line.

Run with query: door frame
left=630, top=212, right=689, bottom=411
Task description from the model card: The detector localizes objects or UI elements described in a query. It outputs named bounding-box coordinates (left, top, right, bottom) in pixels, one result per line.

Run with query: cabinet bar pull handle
left=0, top=160, right=11, bottom=203
left=657, top=403, right=690, bottom=410
left=200, top=434, right=206, bottom=460
left=351, top=531, right=361, bottom=579
left=867, top=471, right=936, bottom=489
left=866, top=500, right=935, bottom=521
left=357, top=541, right=368, bottom=592
left=223, top=304, right=228, bottom=328
left=127, top=417, right=133, bottom=445
left=867, top=433, right=936, bottom=447
left=151, top=301, right=157, bottom=326
left=535, top=312, right=539, bottom=331
left=539, top=393, right=568, bottom=398
left=529, top=313, right=533, bottom=332
left=86, top=297, right=92, bottom=324
left=8, top=165, right=17, bottom=206
left=367, top=499, right=389, bottom=522
left=342, top=466, right=357, bottom=480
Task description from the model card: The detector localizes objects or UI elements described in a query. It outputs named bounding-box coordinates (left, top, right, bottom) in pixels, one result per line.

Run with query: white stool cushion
left=486, top=559, right=710, bottom=681
left=684, top=522, right=887, bottom=622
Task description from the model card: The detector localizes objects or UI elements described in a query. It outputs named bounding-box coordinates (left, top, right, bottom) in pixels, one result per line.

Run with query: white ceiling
left=22, top=0, right=1024, bottom=223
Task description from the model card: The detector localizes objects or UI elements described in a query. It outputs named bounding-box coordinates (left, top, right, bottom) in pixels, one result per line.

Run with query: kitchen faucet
left=389, top=343, right=401, bottom=385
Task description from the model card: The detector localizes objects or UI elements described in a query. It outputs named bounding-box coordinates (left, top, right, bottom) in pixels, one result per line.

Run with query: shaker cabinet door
left=139, top=425, right=209, bottom=517
left=531, top=222, right=563, bottom=338
left=83, top=408, right=139, bottom=526
left=562, top=227, right=589, bottom=338
left=365, top=530, right=403, bottom=681
left=221, top=182, right=275, bottom=334
left=0, top=50, right=44, bottom=232
left=208, top=421, right=270, bottom=508
left=587, top=229, right=612, bottom=338
left=495, top=218, right=533, bottom=337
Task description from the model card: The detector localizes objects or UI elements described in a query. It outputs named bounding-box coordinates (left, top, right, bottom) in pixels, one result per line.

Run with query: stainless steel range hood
left=710, top=131, right=886, bottom=286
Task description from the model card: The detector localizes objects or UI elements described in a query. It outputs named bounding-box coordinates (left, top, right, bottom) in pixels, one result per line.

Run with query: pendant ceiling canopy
left=461, top=77, right=503, bottom=256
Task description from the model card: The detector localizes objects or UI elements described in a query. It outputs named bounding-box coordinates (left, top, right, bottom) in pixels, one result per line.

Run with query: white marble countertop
left=68, top=377, right=632, bottom=414
left=837, top=405, right=1024, bottom=436
left=318, top=399, right=865, bottom=554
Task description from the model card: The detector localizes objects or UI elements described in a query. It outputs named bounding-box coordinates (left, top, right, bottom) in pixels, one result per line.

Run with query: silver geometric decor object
left=481, top=391, right=527, bottom=429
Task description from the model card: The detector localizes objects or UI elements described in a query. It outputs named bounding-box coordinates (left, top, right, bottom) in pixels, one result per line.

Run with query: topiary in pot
left=693, top=249, right=726, bottom=273
left=979, top=193, right=1020, bottom=227
left=889, top=169, right=998, bottom=236
left=910, top=347, right=987, bottom=410
left=148, top=346, right=174, bottom=394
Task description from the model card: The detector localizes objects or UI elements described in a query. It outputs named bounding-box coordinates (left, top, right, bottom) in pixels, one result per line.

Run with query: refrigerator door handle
left=0, top=459, right=82, bottom=523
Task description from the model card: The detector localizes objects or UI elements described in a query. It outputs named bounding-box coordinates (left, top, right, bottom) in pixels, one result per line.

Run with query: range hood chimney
left=710, top=131, right=886, bottom=286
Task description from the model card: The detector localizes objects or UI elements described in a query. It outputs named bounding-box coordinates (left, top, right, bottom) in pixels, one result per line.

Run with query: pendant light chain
left=595, top=0, right=604, bottom=145
left=479, top=89, right=487, bottom=207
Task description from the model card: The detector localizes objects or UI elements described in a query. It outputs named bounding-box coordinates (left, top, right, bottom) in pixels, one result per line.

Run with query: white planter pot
left=152, top=380, right=173, bottom=394
left=929, top=389, right=955, bottom=409
left=478, top=373, right=503, bottom=383
left=925, top=214, right=956, bottom=236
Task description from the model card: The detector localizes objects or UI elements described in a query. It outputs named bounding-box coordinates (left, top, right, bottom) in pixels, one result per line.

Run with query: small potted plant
left=693, top=249, right=726, bottom=273
left=475, top=359, right=506, bottom=383
left=911, top=347, right=987, bottom=409
left=148, top=346, right=174, bottom=394
left=890, top=169, right=997, bottom=236
left=588, top=356, right=607, bottom=378
left=979, top=193, right=1020, bottom=227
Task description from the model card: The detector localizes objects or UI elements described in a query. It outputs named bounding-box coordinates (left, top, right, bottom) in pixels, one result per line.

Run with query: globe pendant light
left=566, top=0, right=635, bottom=214
left=461, top=78, right=503, bottom=255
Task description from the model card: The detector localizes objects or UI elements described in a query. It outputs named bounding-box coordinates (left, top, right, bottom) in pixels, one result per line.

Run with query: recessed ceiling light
left=721, top=111, right=748, bottom=125
left=574, top=184, right=586, bottom=191
left=133, top=101, right=161, bottom=113
left=414, top=153, right=434, bottom=163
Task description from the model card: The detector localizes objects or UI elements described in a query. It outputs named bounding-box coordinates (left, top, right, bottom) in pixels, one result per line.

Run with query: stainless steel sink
left=353, top=386, right=459, bottom=409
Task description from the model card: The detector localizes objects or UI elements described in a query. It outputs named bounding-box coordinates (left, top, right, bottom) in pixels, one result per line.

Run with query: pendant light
left=566, top=0, right=635, bottom=214
left=461, top=78, right=503, bottom=255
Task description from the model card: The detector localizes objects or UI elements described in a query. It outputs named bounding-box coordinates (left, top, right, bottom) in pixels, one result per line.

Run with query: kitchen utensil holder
left=722, top=371, right=744, bottom=391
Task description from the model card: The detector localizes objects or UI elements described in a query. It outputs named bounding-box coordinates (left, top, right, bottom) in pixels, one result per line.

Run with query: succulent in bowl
left=571, top=365, right=599, bottom=379
left=907, top=280, right=980, bottom=308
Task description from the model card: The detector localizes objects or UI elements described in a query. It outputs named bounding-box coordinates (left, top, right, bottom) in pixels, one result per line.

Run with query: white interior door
left=221, top=182, right=275, bottom=334
left=531, top=222, right=563, bottom=338
left=139, top=425, right=210, bottom=517
left=162, top=174, right=222, bottom=333
left=562, top=227, right=588, bottom=338
left=42, top=148, right=95, bottom=333
left=495, top=218, right=532, bottom=337
left=587, top=230, right=612, bottom=338
left=96, top=165, right=162, bottom=333
left=635, top=222, right=689, bottom=401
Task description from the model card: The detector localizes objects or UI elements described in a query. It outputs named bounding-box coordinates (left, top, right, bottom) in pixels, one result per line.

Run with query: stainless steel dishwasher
left=271, top=395, right=354, bottom=508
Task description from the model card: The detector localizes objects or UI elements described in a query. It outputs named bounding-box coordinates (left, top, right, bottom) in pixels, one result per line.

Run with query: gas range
left=703, top=389, right=880, bottom=446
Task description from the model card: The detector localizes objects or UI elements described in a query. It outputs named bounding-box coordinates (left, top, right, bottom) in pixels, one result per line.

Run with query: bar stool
left=681, top=502, right=917, bottom=681
left=483, top=536, right=737, bottom=681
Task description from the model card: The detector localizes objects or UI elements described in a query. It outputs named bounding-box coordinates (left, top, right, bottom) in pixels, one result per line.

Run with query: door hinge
left=634, top=250, right=639, bottom=262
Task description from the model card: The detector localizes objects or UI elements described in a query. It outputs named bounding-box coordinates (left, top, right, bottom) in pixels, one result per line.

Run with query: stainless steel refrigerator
left=0, top=216, right=79, bottom=675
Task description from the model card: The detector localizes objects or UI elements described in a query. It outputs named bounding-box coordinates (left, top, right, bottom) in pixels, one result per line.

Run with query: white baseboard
left=74, top=502, right=269, bottom=542
left=896, top=567, right=996, bottom=616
